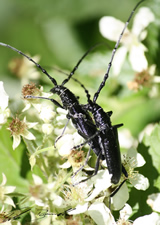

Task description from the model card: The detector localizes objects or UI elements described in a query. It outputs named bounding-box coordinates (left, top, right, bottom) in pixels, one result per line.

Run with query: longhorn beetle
left=0, top=0, right=144, bottom=194
left=51, top=0, right=145, bottom=187
left=51, top=66, right=127, bottom=194
left=0, top=42, right=104, bottom=178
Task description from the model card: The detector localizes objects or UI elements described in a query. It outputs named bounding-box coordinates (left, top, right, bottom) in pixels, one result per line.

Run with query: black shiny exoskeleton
left=0, top=42, right=103, bottom=176
left=84, top=0, right=145, bottom=183
left=52, top=0, right=144, bottom=186
left=0, top=0, right=144, bottom=190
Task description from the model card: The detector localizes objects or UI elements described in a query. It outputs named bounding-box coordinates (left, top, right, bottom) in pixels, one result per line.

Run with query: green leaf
left=0, top=126, right=29, bottom=192
left=143, top=124, right=160, bottom=174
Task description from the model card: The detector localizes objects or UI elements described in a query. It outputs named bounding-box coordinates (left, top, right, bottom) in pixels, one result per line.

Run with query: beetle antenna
left=0, top=42, right=58, bottom=86
left=93, top=0, right=145, bottom=103
left=53, top=67, right=92, bottom=103
left=61, top=42, right=108, bottom=86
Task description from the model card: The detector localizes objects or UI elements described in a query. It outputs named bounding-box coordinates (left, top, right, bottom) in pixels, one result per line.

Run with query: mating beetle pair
left=0, top=0, right=145, bottom=198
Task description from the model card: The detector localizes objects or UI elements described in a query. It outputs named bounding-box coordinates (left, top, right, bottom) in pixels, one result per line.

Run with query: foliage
left=0, top=0, right=160, bottom=224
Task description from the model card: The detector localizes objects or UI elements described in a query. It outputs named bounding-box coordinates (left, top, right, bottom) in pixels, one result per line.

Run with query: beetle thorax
left=50, top=85, right=79, bottom=109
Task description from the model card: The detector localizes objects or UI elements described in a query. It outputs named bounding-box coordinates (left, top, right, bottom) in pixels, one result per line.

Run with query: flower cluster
left=1, top=74, right=151, bottom=224
left=0, top=4, right=159, bottom=225
left=99, top=7, right=155, bottom=75
left=99, top=7, right=159, bottom=94
left=8, top=54, right=41, bottom=86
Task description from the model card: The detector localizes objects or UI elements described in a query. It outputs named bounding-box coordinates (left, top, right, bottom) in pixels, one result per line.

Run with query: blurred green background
left=0, top=1, right=160, bottom=222
left=0, top=0, right=160, bottom=141
left=0, top=1, right=159, bottom=84
left=1, top=0, right=156, bottom=66
left=0, top=0, right=160, bottom=134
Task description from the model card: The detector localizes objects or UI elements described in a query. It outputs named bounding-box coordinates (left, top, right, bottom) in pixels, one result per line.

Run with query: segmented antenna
left=53, top=67, right=92, bottom=104
left=93, top=0, right=145, bottom=103
left=61, top=43, right=108, bottom=86
left=0, top=42, right=58, bottom=86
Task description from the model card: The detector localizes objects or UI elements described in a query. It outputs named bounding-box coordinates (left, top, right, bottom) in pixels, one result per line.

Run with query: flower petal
left=0, top=173, right=7, bottom=186
left=119, top=203, right=132, bottom=220
left=42, top=123, right=53, bottom=135
left=112, top=46, right=128, bottom=75
left=34, top=199, right=46, bottom=207
left=22, top=102, right=31, bottom=112
left=133, top=212, right=160, bottom=225
left=3, top=186, right=16, bottom=194
left=0, top=108, right=10, bottom=125
left=68, top=203, right=88, bottom=215
left=88, top=202, right=116, bottom=225
left=26, top=122, right=38, bottom=129
left=22, top=130, right=36, bottom=140
left=111, top=182, right=129, bottom=210
left=132, top=7, right=155, bottom=37
left=4, top=196, right=16, bottom=207
left=13, top=135, right=21, bottom=150
left=99, top=17, right=129, bottom=42
left=57, top=134, right=74, bottom=157
left=52, top=195, right=66, bottom=208
left=136, top=153, right=146, bottom=167
left=59, top=160, right=71, bottom=169
left=130, top=173, right=149, bottom=190
left=29, top=154, right=36, bottom=170
left=118, top=129, right=136, bottom=149
left=0, top=81, right=9, bottom=111
left=129, top=44, right=148, bottom=72
left=147, top=193, right=160, bottom=212
left=127, top=148, right=145, bottom=168
left=32, top=174, right=43, bottom=185
left=139, top=124, right=155, bottom=142
left=39, top=104, right=55, bottom=123
left=85, top=170, right=112, bottom=201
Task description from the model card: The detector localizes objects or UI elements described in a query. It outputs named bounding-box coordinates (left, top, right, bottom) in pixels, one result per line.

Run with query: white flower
left=42, top=123, right=53, bottom=135
left=29, top=174, right=47, bottom=206
left=57, top=134, right=75, bottom=157
left=54, top=107, right=75, bottom=136
left=56, top=107, right=68, bottom=122
left=0, top=82, right=9, bottom=112
left=0, top=173, right=16, bottom=208
left=29, top=174, right=68, bottom=210
left=123, top=148, right=149, bottom=191
left=9, top=54, right=41, bottom=86
left=57, top=132, right=84, bottom=170
left=74, top=170, right=128, bottom=211
left=118, top=128, right=137, bottom=149
left=0, top=81, right=10, bottom=127
left=99, top=7, right=155, bottom=75
left=111, top=182, right=129, bottom=211
left=38, top=102, right=55, bottom=123
left=87, top=203, right=132, bottom=225
left=85, top=170, right=112, bottom=202
left=147, top=193, right=160, bottom=212
left=88, top=202, right=116, bottom=225
left=22, top=84, right=53, bottom=113
left=119, top=203, right=132, bottom=222
left=133, top=212, right=160, bottom=225
left=68, top=203, right=89, bottom=215
left=127, top=65, right=158, bottom=92
left=139, top=123, right=155, bottom=142
left=64, top=181, right=93, bottom=214
left=29, top=174, right=54, bottom=207
left=8, top=116, right=37, bottom=150
left=57, top=132, right=82, bottom=155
